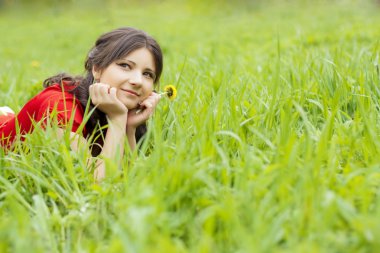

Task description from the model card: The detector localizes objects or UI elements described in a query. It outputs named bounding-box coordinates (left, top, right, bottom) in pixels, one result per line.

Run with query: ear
left=92, top=65, right=101, bottom=81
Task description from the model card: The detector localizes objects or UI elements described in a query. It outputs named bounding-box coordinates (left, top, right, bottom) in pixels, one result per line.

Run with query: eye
left=117, top=63, right=131, bottom=70
left=143, top=71, right=156, bottom=80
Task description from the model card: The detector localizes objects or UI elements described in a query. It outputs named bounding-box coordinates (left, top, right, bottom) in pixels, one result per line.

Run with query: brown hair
left=43, top=27, right=163, bottom=156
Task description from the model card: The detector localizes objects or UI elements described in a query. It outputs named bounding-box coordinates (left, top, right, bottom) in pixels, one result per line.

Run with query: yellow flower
left=30, top=60, right=40, bottom=68
left=163, top=85, right=177, bottom=101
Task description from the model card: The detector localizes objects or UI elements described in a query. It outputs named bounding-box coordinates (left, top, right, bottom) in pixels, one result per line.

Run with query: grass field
left=1, top=0, right=380, bottom=252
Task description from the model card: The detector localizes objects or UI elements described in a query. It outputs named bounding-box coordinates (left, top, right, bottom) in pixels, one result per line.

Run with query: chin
left=125, top=103, right=139, bottom=110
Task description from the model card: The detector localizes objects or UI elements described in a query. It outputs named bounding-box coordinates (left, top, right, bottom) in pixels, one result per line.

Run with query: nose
left=130, top=70, right=143, bottom=86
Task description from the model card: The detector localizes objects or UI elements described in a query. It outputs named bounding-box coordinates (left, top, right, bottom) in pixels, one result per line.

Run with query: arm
left=57, top=118, right=126, bottom=182
left=92, top=91, right=160, bottom=180
left=93, top=115, right=127, bottom=180
left=67, top=84, right=160, bottom=182
left=88, top=83, right=129, bottom=181
left=125, top=92, right=161, bottom=151
left=126, top=127, right=136, bottom=151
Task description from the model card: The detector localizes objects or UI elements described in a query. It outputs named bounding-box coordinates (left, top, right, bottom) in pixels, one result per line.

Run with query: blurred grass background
left=1, top=0, right=380, bottom=252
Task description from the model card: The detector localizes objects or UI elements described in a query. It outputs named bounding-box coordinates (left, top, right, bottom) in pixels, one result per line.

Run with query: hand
left=127, top=92, right=161, bottom=129
left=89, top=83, right=129, bottom=122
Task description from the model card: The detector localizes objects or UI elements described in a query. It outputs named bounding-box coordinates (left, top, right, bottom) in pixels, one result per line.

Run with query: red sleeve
left=35, top=93, right=85, bottom=133
left=1, top=85, right=86, bottom=148
left=0, top=114, right=16, bottom=147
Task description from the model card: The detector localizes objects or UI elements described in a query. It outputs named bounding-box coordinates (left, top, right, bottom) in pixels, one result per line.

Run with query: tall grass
left=1, top=0, right=380, bottom=252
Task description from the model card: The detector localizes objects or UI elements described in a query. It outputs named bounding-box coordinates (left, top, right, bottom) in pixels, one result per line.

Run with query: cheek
left=100, top=69, right=121, bottom=88
left=143, top=84, right=154, bottom=97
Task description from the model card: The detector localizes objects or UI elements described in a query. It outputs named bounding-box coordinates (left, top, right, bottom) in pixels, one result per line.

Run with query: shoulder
left=35, top=84, right=86, bottom=132
left=21, top=84, right=84, bottom=119
left=41, top=83, right=76, bottom=97
left=34, top=84, right=80, bottom=106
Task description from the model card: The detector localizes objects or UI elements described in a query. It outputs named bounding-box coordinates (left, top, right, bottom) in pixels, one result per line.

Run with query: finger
left=92, top=83, right=101, bottom=99
left=98, top=84, right=110, bottom=99
left=152, top=93, right=161, bottom=105
left=141, top=95, right=159, bottom=109
left=143, top=101, right=153, bottom=108
left=109, top=87, right=117, bottom=99
left=89, top=85, right=98, bottom=104
left=141, top=101, right=155, bottom=115
left=143, top=106, right=154, bottom=118
left=142, top=95, right=154, bottom=106
left=109, top=88, right=125, bottom=108
left=149, top=92, right=162, bottom=104
left=89, top=84, right=93, bottom=97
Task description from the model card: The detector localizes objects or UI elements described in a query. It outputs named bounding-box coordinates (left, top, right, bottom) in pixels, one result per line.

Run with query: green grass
left=1, top=0, right=380, bottom=252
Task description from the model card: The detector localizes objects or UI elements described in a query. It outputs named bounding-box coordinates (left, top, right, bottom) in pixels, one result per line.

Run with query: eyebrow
left=126, top=59, right=156, bottom=74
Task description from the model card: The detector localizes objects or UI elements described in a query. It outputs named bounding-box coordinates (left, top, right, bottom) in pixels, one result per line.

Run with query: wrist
left=107, top=116, right=128, bottom=132
left=107, top=113, right=128, bottom=125
left=126, top=126, right=136, bottom=136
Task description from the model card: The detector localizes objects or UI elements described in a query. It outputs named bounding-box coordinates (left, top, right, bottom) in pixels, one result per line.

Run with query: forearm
left=94, top=117, right=127, bottom=181
left=126, top=127, right=136, bottom=151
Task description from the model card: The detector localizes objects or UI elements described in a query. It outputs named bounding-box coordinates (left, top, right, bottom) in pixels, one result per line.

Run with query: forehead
left=121, top=48, right=156, bottom=72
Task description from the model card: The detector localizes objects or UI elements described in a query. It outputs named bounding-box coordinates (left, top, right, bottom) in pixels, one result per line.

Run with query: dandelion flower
left=30, top=60, right=40, bottom=68
left=163, top=85, right=177, bottom=101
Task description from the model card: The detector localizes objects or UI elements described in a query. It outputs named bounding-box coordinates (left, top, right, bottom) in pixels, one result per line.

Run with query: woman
left=0, top=27, right=163, bottom=181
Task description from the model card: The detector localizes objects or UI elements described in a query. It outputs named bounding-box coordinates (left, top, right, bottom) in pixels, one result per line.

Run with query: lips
left=121, top=88, right=139, bottom=97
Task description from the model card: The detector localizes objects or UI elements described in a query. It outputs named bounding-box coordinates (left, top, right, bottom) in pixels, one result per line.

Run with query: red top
left=0, top=84, right=86, bottom=147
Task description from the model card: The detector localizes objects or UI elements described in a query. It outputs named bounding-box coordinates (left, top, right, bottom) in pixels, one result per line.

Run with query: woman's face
left=93, top=47, right=156, bottom=110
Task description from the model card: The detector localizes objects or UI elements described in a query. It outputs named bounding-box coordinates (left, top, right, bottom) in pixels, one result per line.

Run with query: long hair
left=43, top=27, right=163, bottom=156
